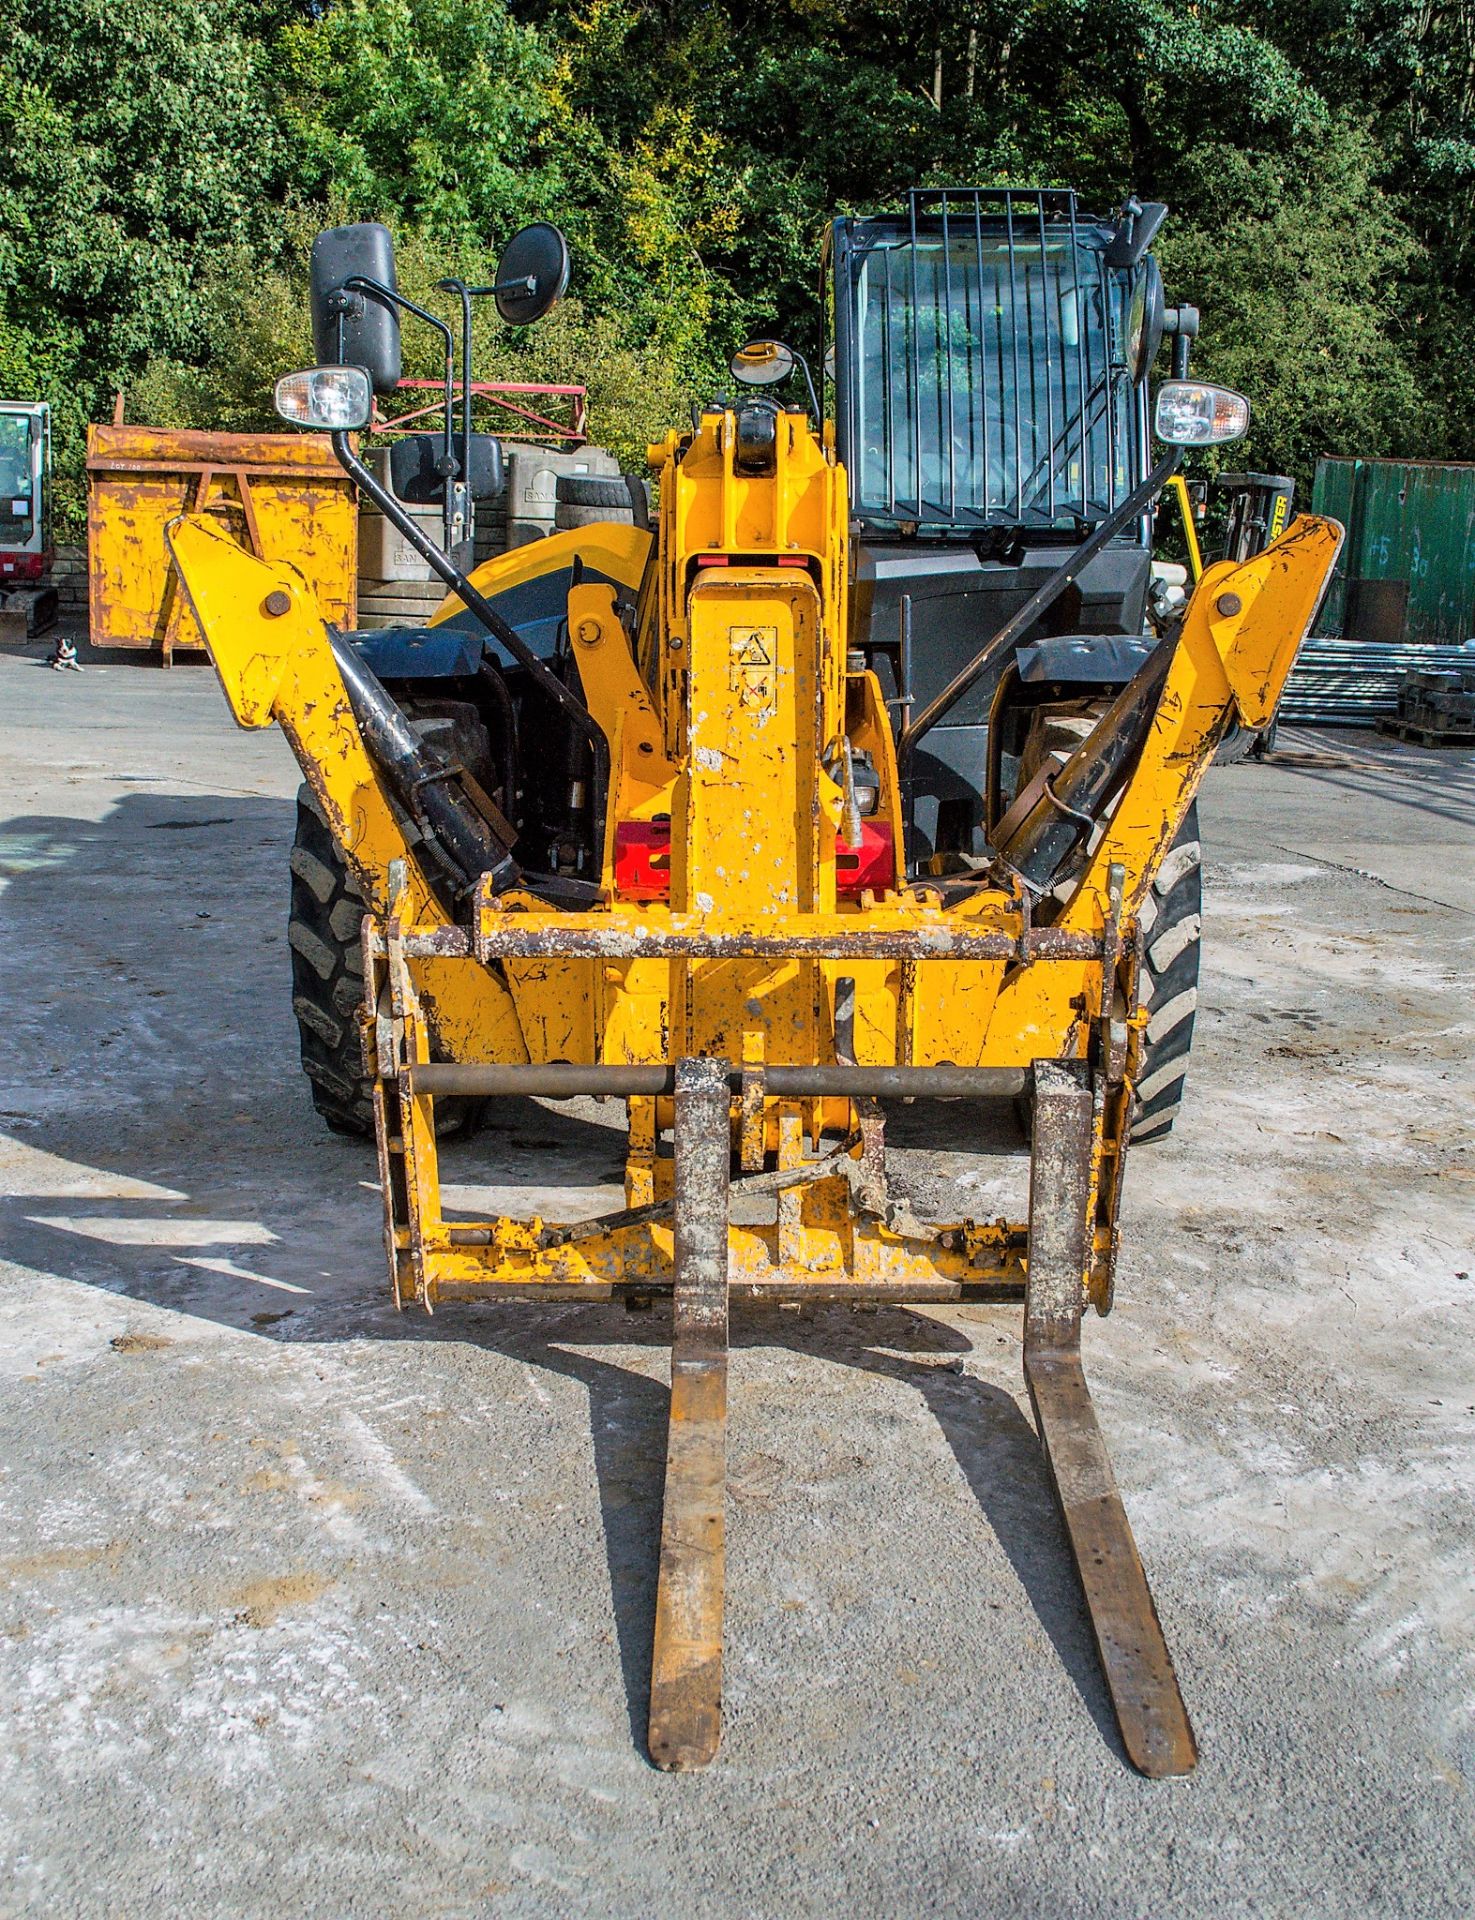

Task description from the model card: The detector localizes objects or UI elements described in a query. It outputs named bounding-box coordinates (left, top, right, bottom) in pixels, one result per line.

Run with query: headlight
left=274, top=365, right=373, bottom=431
left=1154, top=379, right=1250, bottom=446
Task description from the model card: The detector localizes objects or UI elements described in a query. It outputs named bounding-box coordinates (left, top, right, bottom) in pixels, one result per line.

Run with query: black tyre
left=553, top=472, right=645, bottom=533
left=288, top=787, right=375, bottom=1136
left=554, top=475, right=633, bottom=510
left=1215, top=721, right=1257, bottom=764
left=1131, top=803, right=1202, bottom=1142
left=287, top=778, right=483, bottom=1140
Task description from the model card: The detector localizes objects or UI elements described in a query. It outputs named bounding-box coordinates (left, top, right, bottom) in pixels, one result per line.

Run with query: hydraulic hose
left=994, top=630, right=1177, bottom=891
left=330, top=631, right=519, bottom=900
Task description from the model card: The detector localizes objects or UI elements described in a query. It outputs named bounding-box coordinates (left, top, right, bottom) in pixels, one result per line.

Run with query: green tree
left=1157, top=121, right=1434, bottom=476
left=4, top=0, right=1471, bottom=525
left=0, top=0, right=279, bottom=522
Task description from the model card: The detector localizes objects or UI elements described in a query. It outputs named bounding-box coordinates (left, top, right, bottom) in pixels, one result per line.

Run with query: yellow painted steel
left=565, top=579, right=676, bottom=888
left=428, top=520, right=652, bottom=625
left=164, top=514, right=527, bottom=1070
left=1058, top=519, right=1341, bottom=935
left=167, top=403, right=1341, bottom=1313
left=1166, top=472, right=1205, bottom=583
left=88, top=425, right=358, bottom=662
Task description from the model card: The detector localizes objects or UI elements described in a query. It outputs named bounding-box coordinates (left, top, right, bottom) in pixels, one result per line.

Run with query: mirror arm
left=1164, top=303, right=1199, bottom=381
left=341, top=274, right=453, bottom=342
left=462, top=277, right=537, bottom=299
left=342, top=275, right=460, bottom=549
left=437, top=277, right=476, bottom=551
left=330, top=429, right=601, bottom=750
left=790, top=347, right=822, bottom=425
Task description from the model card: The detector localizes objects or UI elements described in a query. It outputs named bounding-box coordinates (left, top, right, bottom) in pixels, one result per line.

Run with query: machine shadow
left=458, top=1318, right=671, bottom=1757
left=1269, top=730, right=1475, bottom=835
left=414, top=1298, right=1121, bottom=1765
left=0, top=785, right=633, bottom=1183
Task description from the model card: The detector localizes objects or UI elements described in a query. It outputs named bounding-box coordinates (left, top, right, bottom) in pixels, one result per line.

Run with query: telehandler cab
left=166, top=189, right=1340, bottom=1776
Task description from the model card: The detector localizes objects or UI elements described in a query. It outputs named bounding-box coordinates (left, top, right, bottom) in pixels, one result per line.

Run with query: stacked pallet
left=1379, top=662, right=1475, bottom=746
left=1281, top=639, right=1475, bottom=726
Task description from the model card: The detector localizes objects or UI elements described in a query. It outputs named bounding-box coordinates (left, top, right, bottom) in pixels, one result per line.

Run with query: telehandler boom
left=167, top=195, right=1340, bottom=1777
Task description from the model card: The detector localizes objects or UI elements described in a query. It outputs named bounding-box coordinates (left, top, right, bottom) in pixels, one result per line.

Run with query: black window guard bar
left=846, top=188, right=1135, bottom=533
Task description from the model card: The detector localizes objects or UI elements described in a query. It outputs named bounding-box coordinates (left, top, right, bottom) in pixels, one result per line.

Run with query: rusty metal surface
left=393, top=927, right=476, bottom=957
left=85, top=426, right=349, bottom=475
left=86, top=424, right=356, bottom=658
left=413, top=1206, right=1027, bottom=1297
left=403, top=1061, right=1027, bottom=1100
left=1025, top=1352, right=1199, bottom=1777
left=1024, top=1062, right=1198, bottom=1778
left=649, top=1059, right=731, bottom=1771
left=1025, top=1062, right=1094, bottom=1344
left=471, top=906, right=1100, bottom=965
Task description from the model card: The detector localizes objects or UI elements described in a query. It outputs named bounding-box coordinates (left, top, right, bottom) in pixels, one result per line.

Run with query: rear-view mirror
left=731, top=339, right=796, bottom=386
left=1128, top=259, right=1166, bottom=384
left=310, top=222, right=403, bottom=395
left=389, top=432, right=504, bottom=505
left=493, top=224, right=570, bottom=326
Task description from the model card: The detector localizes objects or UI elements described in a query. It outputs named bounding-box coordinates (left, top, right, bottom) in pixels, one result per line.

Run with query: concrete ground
left=0, top=641, right=1471, bottom=1918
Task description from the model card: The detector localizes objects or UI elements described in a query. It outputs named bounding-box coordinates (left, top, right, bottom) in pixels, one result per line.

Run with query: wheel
left=554, top=474, right=634, bottom=511
left=288, top=786, right=375, bottom=1136
left=1215, top=721, right=1257, bottom=764
left=553, top=473, right=641, bottom=532
left=1130, top=803, right=1202, bottom=1142
left=287, top=777, right=483, bottom=1140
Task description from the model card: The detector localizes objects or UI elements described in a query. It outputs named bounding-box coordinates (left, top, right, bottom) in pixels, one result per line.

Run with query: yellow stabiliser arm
left=1059, top=513, right=1342, bottom=936
left=165, top=513, right=528, bottom=1064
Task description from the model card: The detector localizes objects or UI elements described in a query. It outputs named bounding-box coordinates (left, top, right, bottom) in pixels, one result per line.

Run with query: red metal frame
left=374, top=380, right=587, bottom=448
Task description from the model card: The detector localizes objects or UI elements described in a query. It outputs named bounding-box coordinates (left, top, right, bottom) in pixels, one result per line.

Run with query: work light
left=274, top=366, right=373, bottom=432
left=1154, top=380, right=1250, bottom=445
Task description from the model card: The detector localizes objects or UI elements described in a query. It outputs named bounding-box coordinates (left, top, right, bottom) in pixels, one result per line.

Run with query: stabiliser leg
left=649, top=1057, right=732, bottom=1770
left=1023, top=1062, right=1198, bottom=1778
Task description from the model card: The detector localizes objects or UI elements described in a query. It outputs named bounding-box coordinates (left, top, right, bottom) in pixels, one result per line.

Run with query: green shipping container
left=1311, top=457, right=1475, bottom=646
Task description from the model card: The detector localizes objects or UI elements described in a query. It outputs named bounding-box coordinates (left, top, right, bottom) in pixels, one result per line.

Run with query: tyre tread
left=289, top=788, right=374, bottom=1136
left=1131, top=804, right=1202, bottom=1143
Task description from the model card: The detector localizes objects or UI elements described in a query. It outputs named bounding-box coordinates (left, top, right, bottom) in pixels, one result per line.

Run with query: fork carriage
left=369, top=873, right=1197, bottom=1774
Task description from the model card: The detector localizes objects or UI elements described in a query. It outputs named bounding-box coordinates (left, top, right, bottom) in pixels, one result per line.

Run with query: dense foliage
left=2, top=0, right=1470, bottom=528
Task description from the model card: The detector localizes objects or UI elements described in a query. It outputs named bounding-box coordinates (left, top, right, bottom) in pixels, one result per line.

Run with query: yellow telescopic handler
left=166, top=192, right=1340, bottom=1778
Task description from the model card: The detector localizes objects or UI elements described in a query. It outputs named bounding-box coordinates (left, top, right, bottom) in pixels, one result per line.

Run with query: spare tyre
left=554, top=475, right=634, bottom=510
left=553, top=472, right=646, bottom=533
